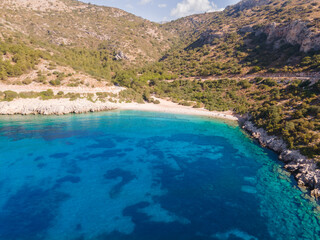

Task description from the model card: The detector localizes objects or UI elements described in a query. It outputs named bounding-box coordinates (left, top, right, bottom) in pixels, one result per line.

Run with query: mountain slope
left=0, top=0, right=177, bottom=64
left=162, top=0, right=320, bottom=76
left=2, top=0, right=320, bottom=78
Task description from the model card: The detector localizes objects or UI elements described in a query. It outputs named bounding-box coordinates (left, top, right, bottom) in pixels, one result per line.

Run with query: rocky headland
left=243, top=121, right=320, bottom=199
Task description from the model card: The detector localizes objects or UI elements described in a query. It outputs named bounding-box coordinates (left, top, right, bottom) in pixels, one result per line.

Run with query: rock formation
left=115, top=51, right=129, bottom=61
left=0, top=98, right=116, bottom=115
left=243, top=121, right=320, bottom=199
left=257, top=20, right=320, bottom=53
left=230, top=0, right=272, bottom=12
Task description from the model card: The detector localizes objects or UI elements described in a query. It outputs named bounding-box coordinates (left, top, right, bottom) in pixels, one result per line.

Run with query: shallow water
left=0, top=110, right=319, bottom=240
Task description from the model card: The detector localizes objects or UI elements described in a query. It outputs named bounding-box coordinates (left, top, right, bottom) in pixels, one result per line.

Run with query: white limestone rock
left=242, top=120, right=320, bottom=199
left=0, top=98, right=116, bottom=115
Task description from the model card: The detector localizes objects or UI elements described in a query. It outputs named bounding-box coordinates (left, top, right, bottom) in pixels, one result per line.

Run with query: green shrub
left=193, top=102, right=201, bottom=108
left=250, top=66, right=261, bottom=73
left=22, top=78, right=32, bottom=85
left=238, top=79, right=252, bottom=89
left=4, top=90, right=18, bottom=101
left=19, top=91, right=38, bottom=99
left=262, top=78, right=277, bottom=87
left=308, top=106, right=320, bottom=116
left=36, top=75, right=47, bottom=83
left=40, top=89, right=54, bottom=100
left=179, top=101, right=192, bottom=106
left=49, top=79, right=61, bottom=86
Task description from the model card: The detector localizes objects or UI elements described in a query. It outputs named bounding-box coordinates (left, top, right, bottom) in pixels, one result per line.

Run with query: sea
left=0, top=110, right=319, bottom=240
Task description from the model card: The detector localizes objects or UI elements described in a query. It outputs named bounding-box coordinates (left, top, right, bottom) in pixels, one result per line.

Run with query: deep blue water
left=0, top=110, right=320, bottom=240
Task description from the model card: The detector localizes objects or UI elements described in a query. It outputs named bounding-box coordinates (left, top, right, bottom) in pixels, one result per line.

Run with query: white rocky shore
left=0, top=98, right=238, bottom=121
left=0, top=98, right=116, bottom=115
left=243, top=121, right=320, bottom=198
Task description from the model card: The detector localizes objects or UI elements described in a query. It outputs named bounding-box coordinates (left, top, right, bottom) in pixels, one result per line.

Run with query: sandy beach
left=117, top=99, right=238, bottom=121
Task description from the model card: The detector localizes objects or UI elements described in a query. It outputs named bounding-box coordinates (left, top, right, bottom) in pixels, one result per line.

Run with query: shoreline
left=116, top=99, right=238, bottom=121
left=1, top=97, right=319, bottom=200
left=0, top=98, right=239, bottom=121
left=242, top=121, right=320, bottom=199
left=0, top=98, right=117, bottom=115
left=120, top=104, right=320, bottom=200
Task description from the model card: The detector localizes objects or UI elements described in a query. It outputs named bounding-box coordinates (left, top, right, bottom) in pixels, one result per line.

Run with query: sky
left=80, top=0, right=241, bottom=22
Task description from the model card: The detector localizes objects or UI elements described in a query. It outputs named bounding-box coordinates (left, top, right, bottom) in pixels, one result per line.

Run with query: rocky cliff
left=243, top=121, right=320, bottom=199
left=259, top=20, right=320, bottom=52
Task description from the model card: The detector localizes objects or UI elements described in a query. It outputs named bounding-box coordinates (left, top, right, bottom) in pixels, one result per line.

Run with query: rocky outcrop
left=239, top=26, right=254, bottom=34
left=0, top=98, right=117, bottom=115
left=115, top=51, right=128, bottom=60
left=1, top=0, right=68, bottom=12
left=257, top=20, right=320, bottom=53
left=188, top=30, right=224, bottom=48
left=231, top=0, right=272, bottom=12
left=243, top=121, right=320, bottom=199
left=301, top=33, right=320, bottom=53
left=199, top=30, right=223, bottom=44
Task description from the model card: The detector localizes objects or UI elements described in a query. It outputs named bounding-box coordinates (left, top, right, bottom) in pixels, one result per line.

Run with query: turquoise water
left=0, top=111, right=320, bottom=240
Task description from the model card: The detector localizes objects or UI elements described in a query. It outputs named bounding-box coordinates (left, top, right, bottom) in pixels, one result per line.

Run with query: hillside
left=1, top=0, right=320, bottom=80
left=162, top=0, right=320, bottom=76
left=0, top=0, right=176, bottom=64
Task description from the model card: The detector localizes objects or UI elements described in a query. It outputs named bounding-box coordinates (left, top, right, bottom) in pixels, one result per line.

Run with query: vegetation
left=251, top=79, right=320, bottom=158
left=0, top=40, right=42, bottom=80
left=0, top=0, right=176, bottom=65
left=0, top=89, right=93, bottom=102
left=112, top=74, right=320, bottom=159
left=51, top=46, right=121, bottom=81
left=0, top=0, right=319, bottom=161
left=160, top=0, right=320, bottom=77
